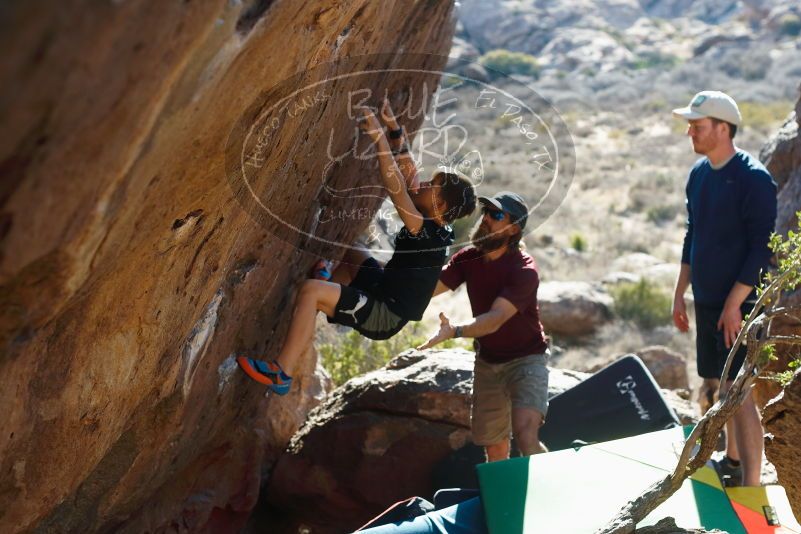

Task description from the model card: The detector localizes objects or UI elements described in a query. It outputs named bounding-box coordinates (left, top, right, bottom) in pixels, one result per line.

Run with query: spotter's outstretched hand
left=417, top=312, right=456, bottom=350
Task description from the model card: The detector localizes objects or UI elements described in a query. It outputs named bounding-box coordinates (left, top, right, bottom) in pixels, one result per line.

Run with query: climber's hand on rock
left=417, top=312, right=455, bottom=351
left=356, top=106, right=384, bottom=142
left=380, top=98, right=400, bottom=131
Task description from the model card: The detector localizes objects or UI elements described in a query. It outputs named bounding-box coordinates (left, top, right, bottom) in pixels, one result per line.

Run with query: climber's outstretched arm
left=357, top=106, right=424, bottom=235
left=379, top=98, right=420, bottom=192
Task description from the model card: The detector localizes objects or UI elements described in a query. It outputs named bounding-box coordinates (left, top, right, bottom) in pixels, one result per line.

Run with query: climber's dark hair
left=435, top=169, right=477, bottom=224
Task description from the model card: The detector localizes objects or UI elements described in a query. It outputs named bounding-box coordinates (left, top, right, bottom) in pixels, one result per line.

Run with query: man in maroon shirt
left=419, top=191, right=549, bottom=462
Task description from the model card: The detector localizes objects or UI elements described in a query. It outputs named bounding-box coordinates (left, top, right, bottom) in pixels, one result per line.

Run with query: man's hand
left=356, top=106, right=384, bottom=142
left=717, top=305, right=742, bottom=349
left=672, top=294, right=690, bottom=333
left=717, top=282, right=753, bottom=349
left=380, top=98, right=400, bottom=131
left=417, top=312, right=456, bottom=351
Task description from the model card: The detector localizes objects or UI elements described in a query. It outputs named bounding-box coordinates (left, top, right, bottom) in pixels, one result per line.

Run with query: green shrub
left=763, top=219, right=801, bottom=386
left=770, top=351, right=800, bottom=387
left=629, top=52, right=680, bottom=71
left=779, top=14, right=801, bottom=37
left=440, top=74, right=464, bottom=88
left=319, top=322, right=462, bottom=386
left=739, top=100, right=795, bottom=131
left=570, top=233, right=587, bottom=252
left=611, top=279, right=672, bottom=329
left=608, top=128, right=625, bottom=140
left=644, top=98, right=668, bottom=114
left=479, top=49, right=540, bottom=80
left=653, top=173, right=673, bottom=190
left=647, top=204, right=679, bottom=224
left=606, top=28, right=631, bottom=50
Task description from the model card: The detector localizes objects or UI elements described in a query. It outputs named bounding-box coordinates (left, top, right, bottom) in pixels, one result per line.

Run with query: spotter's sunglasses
left=481, top=207, right=506, bottom=221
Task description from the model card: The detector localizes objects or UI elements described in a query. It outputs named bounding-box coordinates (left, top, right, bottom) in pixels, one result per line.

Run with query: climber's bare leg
left=275, top=279, right=340, bottom=374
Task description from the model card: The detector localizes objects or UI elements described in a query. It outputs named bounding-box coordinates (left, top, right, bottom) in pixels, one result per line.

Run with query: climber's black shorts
left=695, top=301, right=754, bottom=380
left=328, top=257, right=407, bottom=340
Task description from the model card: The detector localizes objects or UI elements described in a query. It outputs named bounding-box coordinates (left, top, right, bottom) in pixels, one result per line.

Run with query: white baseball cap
left=672, top=91, right=742, bottom=126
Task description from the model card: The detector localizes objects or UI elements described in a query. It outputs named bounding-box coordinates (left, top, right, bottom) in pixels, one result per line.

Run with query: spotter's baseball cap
left=478, top=191, right=529, bottom=229
left=672, top=90, right=742, bottom=126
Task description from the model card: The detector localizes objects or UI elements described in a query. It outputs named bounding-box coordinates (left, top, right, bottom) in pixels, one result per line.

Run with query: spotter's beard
left=471, top=221, right=510, bottom=252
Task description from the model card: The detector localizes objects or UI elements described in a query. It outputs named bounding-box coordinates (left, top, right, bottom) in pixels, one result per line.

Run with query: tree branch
left=719, top=312, right=768, bottom=397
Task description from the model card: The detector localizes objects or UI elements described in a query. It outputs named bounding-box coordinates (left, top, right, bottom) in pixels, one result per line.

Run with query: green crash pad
left=476, top=426, right=800, bottom=533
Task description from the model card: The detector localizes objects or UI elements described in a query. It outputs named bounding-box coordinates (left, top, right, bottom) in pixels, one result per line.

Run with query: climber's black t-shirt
left=376, top=219, right=454, bottom=320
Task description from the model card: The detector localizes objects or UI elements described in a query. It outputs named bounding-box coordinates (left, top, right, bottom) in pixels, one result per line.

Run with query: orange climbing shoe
left=236, top=357, right=292, bottom=395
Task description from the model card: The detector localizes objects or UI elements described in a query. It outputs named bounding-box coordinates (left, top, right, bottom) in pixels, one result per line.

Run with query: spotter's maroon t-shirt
left=440, top=246, right=547, bottom=363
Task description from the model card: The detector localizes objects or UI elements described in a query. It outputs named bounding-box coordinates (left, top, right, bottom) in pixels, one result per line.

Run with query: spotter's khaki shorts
left=471, top=351, right=550, bottom=446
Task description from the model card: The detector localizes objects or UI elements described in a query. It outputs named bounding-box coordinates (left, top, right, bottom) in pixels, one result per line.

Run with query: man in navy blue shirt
left=672, top=91, right=777, bottom=487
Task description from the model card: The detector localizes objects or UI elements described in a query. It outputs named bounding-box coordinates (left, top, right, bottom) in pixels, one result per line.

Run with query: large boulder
left=457, top=0, right=645, bottom=55
left=611, top=253, right=664, bottom=273
left=607, top=253, right=679, bottom=288
left=538, top=281, right=614, bottom=337
left=754, top=87, right=801, bottom=407
left=639, top=0, right=742, bottom=23
left=763, top=369, right=801, bottom=519
left=760, top=83, right=801, bottom=234
left=759, top=85, right=801, bottom=522
left=265, top=349, right=587, bottom=533
left=0, top=1, right=456, bottom=532
left=637, top=517, right=725, bottom=533
left=588, top=346, right=689, bottom=391
left=634, top=346, right=690, bottom=391
left=538, top=28, right=636, bottom=73
left=759, top=111, right=800, bottom=189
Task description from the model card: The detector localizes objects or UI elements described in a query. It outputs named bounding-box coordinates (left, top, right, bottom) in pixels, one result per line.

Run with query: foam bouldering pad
left=539, top=355, right=681, bottom=451
left=476, top=426, right=801, bottom=534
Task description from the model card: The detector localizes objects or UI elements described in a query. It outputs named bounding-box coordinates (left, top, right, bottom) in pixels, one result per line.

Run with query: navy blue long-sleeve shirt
left=681, top=150, right=777, bottom=306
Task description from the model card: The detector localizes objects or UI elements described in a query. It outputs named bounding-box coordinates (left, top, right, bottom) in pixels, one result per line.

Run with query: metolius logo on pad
left=225, top=53, right=575, bottom=261
left=616, top=375, right=651, bottom=421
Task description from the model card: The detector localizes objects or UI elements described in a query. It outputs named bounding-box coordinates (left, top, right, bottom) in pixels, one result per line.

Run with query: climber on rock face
left=238, top=98, right=477, bottom=395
